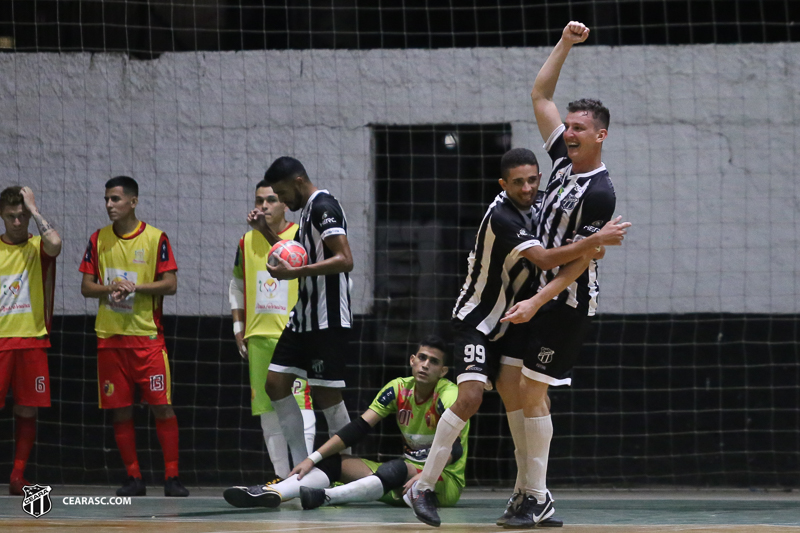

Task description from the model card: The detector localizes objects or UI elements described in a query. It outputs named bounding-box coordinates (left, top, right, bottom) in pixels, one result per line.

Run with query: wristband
left=308, top=451, right=323, bottom=465
left=233, top=321, right=245, bottom=335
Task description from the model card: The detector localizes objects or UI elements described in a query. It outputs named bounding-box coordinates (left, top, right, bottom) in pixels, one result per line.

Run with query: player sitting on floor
left=222, top=335, right=469, bottom=509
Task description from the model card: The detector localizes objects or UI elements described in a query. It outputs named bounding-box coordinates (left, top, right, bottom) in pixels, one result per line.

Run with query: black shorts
left=270, top=327, right=351, bottom=388
left=492, top=321, right=536, bottom=367
left=521, top=302, right=592, bottom=387
left=452, top=320, right=503, bottom=385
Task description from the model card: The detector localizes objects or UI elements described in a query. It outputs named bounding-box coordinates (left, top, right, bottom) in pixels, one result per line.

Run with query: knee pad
left=374, top=458, right=408, bottom=492
left=314, top=454, right=342, bottom=483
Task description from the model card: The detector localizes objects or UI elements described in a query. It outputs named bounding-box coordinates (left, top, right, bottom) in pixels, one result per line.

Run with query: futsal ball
left=268, top=239, right=308, bottom=268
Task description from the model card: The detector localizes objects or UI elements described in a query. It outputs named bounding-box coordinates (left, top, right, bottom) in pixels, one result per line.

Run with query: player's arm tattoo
left=32, top=211, right=55, bottom=235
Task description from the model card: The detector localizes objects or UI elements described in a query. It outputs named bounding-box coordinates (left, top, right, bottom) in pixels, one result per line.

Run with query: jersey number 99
left=463, top=344, right=486, bottom=364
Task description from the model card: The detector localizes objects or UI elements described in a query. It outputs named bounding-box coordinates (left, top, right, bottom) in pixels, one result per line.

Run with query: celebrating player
left=80, top=176, right=188, bottom=497
left=494, top=21, right=623, bottom=528
left=222, top=336, right=469, bottom=511
left=0, top=186, right=61, bottom=495
left=407, top=148, right=630, bottom=527
left=240, top=156, right=354, bottom=482
left=228, top=180, right=316, bottom=480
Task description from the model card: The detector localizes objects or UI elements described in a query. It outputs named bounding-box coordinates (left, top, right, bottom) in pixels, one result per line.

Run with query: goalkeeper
left=222, top=336, right=468, bottom=509
left=228, top=180, right=316, bottom=480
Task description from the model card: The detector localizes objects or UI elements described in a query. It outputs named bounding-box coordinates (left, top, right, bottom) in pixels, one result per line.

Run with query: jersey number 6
left=463, top=344, right=486, bottom=364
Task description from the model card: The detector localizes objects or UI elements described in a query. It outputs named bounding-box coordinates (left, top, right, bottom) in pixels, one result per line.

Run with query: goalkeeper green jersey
left=368, top=376, right=469, bottom=489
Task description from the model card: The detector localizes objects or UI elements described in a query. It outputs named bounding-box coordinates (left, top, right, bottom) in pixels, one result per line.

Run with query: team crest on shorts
left=103, top=380, right=115, bottom=396
left=22, top=484, right=52, bottom=518
left=311, top=359, right=324, bottom=374
left=538, top=347, right=554, bottom=364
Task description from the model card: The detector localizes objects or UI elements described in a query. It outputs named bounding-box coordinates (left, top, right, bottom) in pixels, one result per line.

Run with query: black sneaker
left=223, top=483, right=282, bottom=508
left=539, top=515, right=564, bottom=527
left=116, top=476, right=146, bottom=497
left=496, top=491, right=523, bottom=526
left=405, top=481, right=441, bottom=527
left=164, top=476, right=190, bottom=497
left=299, top=486, right=329, bottom=510
left=503, top=492, right=554, bottom=529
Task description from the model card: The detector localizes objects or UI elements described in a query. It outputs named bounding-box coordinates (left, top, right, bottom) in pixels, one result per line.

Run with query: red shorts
left=0, top=348, right=51, bottom=409
left=97, top=344, right=172, bottom=409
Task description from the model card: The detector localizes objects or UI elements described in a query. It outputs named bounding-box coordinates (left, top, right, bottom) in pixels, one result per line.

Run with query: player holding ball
left=229, top=156, right=355, bottom=503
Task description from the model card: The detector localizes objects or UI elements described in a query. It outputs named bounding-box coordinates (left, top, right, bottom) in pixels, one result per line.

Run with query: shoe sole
left=299, top=487, right=323, bottom=510
left=413, top=512, right=441, bottom=528
left=502, top=503, right=555, bottom=529
left=496, top=515, right=512, bottom=527
left=223, top=487, right=281, bottom=508
left=537, top=516, right=563, bottom=528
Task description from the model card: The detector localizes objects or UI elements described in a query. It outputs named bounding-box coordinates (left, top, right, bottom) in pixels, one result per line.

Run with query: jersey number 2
left=463, top=344, right=486, bottom=364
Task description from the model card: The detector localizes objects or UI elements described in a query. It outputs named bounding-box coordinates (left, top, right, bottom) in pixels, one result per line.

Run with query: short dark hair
left=255, top=179, right=270, bottom=191
left=0, top=186, right=24, bottom=212
left=567, top=98, right=610, bottom=130
left=500, top=148, right=539, bottom=180
left=418, top=335, right=448, bottom=362
left=263, top=156, right=308, bottom=185
left=105, top=175, right=139, bottom=196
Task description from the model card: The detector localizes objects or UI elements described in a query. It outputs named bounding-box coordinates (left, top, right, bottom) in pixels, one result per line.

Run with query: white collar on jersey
left=301, top=189, right=330, bottom=216
left=568, top=163, right=607, bottom=179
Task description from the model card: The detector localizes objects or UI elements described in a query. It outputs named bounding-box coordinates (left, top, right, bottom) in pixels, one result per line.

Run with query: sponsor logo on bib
left=0, top=271, right=32, bottom=316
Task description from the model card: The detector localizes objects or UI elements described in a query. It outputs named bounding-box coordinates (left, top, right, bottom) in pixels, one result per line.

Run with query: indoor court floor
left=1, top=486, right=799, bottom=532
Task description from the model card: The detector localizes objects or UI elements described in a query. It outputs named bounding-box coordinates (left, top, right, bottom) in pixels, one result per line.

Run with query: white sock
left=322, top=401, right=352, bottom=455
left=301, top=409, right=317, bottom=455
left=271, top=395, right=309, bottom=467
left=417, top=409, right=466, bottom=492
left=261, top=411, right=291, bottom=479
left=325, top=475, right=384, bottom=505
left=506, top=409, right=527, bottom=494
left=270, top=468, right=331, bottom=501
left=524, top=415, right=553, bottom=503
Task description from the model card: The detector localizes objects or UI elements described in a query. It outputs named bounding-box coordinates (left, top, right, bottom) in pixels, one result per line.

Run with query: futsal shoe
left=503, top=492, right=554, bottom=529
left=405, top=480, right=441, bottom=527
left=117, top=476, right=146, bottom=496
left=299, top=486, right=329, bottom=510
left=9, top=477, right=30, bottom=496
left=223, top=483, right=282, bottom=508
left=496, top=491, right=523, bottom=526
left=538, top=516, right=564, bottom=527
left=164, top=476, right=190, bottom=497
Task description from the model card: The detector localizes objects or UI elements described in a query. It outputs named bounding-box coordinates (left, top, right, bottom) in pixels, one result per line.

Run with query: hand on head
left=19, top=186, right=37, bottom=214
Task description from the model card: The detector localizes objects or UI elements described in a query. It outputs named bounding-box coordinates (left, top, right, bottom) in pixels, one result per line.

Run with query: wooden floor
left=2, top=486, right=798, bottom=532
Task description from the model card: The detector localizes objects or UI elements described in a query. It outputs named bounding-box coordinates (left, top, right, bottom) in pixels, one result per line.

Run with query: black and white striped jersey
left=290, top=189, right=352, bottom=332
left=452, top=191, right=542, bottom=340
left=536, top=124, right=617, bottom=316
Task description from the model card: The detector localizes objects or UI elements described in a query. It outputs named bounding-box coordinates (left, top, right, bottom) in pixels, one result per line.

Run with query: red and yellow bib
left=80, top=222, right=177, bottom=345
left=0, top=235, right=55, bottom=349
left=233, top=224, right=299, bottom=339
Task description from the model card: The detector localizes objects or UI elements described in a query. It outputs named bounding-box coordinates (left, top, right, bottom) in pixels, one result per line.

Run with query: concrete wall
left=0, top=44, right=797, bottom=316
